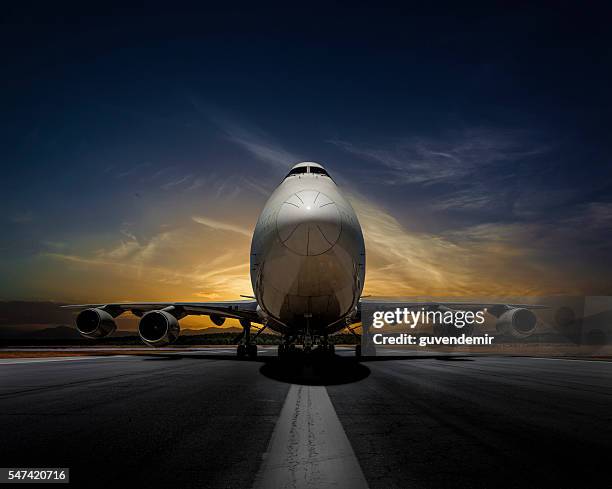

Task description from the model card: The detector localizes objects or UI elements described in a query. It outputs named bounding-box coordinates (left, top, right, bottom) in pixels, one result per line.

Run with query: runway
left=1, top=348, right=610, bottom=488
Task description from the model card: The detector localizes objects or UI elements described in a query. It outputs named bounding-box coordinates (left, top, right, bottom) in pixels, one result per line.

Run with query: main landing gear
left=277, top=336, right=336, bottom=358
left=237, top=343, right=257, bottom=359
left=236, top=319, right=258, bottom=360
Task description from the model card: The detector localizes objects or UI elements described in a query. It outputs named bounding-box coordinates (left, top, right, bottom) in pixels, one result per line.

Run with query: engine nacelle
left=210, top=314, right=225, bottom=327
left=496, top=308, right=537, bottom=339
left=75, top=308, right=117, bottom=339
left=138, top=310, right=180, bottom=347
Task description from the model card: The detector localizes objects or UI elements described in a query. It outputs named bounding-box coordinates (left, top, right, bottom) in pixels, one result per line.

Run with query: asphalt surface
left=1, top=348, right=610, bottom=489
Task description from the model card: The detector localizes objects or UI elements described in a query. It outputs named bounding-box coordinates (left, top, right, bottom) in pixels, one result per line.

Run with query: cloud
left=330, top=128, right=550, bottom=186
left=561, top=201, right=612, bottom=234
left=350, top=193, right=605, bottom=296
left=148, top=165, right=177, bottom=180
left=429, top=186, right=497, bottom=211
left=117, top=162, right=151, bottom=178
left=191, top=99, right=301, bottom=169
left=330, top=127, right=577, bottom=242
left=10, top=111, right=608, bottom=303
left=223, top=126, right=299, bottom=169
left=239, top=176, right=274, bottom=197
left=185, top=177, right=206, bottom=191
left=192, top=216, right=252, bottom=237
left=39, top=217, right=254, bottom=303
left=28, top=186, right=610, bottom=305
left=161, top=174, right=193, bottom=190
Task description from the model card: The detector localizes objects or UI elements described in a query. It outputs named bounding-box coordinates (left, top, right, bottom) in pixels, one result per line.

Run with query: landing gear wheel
left=355, top=344, right=361, bottom=358
left=317, top=344, right=335, bottom=356
left=278, top=344, right=286, bottom=358
left=247, top=344, right=258, bottom=359
left=237, top=344, right=247, bottom=359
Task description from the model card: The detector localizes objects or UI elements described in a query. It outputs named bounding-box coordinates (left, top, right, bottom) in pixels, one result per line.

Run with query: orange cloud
left=16, top=192, right=605, bottom=327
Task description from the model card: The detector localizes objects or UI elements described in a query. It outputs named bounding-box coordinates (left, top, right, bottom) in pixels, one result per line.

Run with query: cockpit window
left=284, top=166, right=332, bottom=180
left=309, top=166, right=330, bottom=177
left=284, top=166, right=309, bottom=179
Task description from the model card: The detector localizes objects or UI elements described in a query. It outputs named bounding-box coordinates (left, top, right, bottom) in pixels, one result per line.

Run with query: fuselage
left=250, top=162, right=365, bottom=336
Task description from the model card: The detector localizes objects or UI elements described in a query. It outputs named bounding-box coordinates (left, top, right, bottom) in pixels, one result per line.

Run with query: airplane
left=63, top=161, right=545, bottom=358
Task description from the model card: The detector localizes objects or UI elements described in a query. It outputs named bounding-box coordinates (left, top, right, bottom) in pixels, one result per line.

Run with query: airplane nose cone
left=277, top=190, right=342, bottom=256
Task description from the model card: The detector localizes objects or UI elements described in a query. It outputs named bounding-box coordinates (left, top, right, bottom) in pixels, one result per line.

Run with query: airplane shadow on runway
left=259, top=356, right=371, bottom=385
left=258, top=353, right=474, bottom=386
left=141, top=352, right=473, bottom=385
left=141, top=353, right=371, bottom=385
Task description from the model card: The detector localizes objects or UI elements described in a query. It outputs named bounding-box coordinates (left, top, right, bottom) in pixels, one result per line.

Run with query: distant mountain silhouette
left=0, top=325, right=135, bottom=339
left=26, top=325, right=81, bottom=339
left=0, top=301, right=73, bottom=325
left=183, top=327, right=242, bottom=335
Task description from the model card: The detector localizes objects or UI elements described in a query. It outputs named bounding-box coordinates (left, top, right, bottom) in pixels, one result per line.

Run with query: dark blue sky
left=1, top=3, right=611, bottom=300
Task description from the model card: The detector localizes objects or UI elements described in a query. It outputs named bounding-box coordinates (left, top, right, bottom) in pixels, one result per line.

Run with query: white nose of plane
left=277, top=190, right=342, bottom=255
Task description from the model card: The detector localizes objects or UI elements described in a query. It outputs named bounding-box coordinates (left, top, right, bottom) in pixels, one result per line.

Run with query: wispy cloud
left=39, top=217, right=254, bottom=303
left=191, top=98, right=301, bottom=169
left=161, top=174, right=193, bottom=190
left=239, top=176, right=274, bottom=197
left=350, top=193, right=609, bottom=296
left=429, top=189, right=497, bottom=211
left=330, top=128, right=550, bottom=186
left=117, top=162, right=152, bottom=178
left=331, top=128, right=562, bottom=233
left=148, top=165, right=178, bottom=181
left=185, top=177, right=206, bottom=191
left=222, top=123, right=300, bottom=169
left=32, top=187, right=611, bottom=304
left=192, top=216, right=252, bottom=237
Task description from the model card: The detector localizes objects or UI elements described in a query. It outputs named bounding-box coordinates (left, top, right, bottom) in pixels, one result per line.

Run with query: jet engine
left=138, top=310, right=180, bottom=347
left=75, top=308, right=117, bottom=339
left=210, top=314, right=225, bottom=326
left=496, top=308, right=537, bottom=339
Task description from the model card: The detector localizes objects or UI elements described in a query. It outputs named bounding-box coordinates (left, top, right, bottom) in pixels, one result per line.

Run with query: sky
left=1, top=3, right=612, bottom=311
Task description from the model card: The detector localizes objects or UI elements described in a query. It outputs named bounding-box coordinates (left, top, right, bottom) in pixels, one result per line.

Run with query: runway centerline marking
left=253, top=384, right=369, bottom=489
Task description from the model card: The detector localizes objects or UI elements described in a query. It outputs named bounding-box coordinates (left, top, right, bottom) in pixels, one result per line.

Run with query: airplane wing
left=61, top=299, right=260, bottom=323
left=62, top=299, right=262, bottom=346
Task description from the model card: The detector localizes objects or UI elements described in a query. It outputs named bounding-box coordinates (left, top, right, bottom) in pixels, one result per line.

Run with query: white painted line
left=0, top=355, right=128, bottom=365
left=254, top=384, right=369, bottom=489
left=527, top=356, right=612, bottom=363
